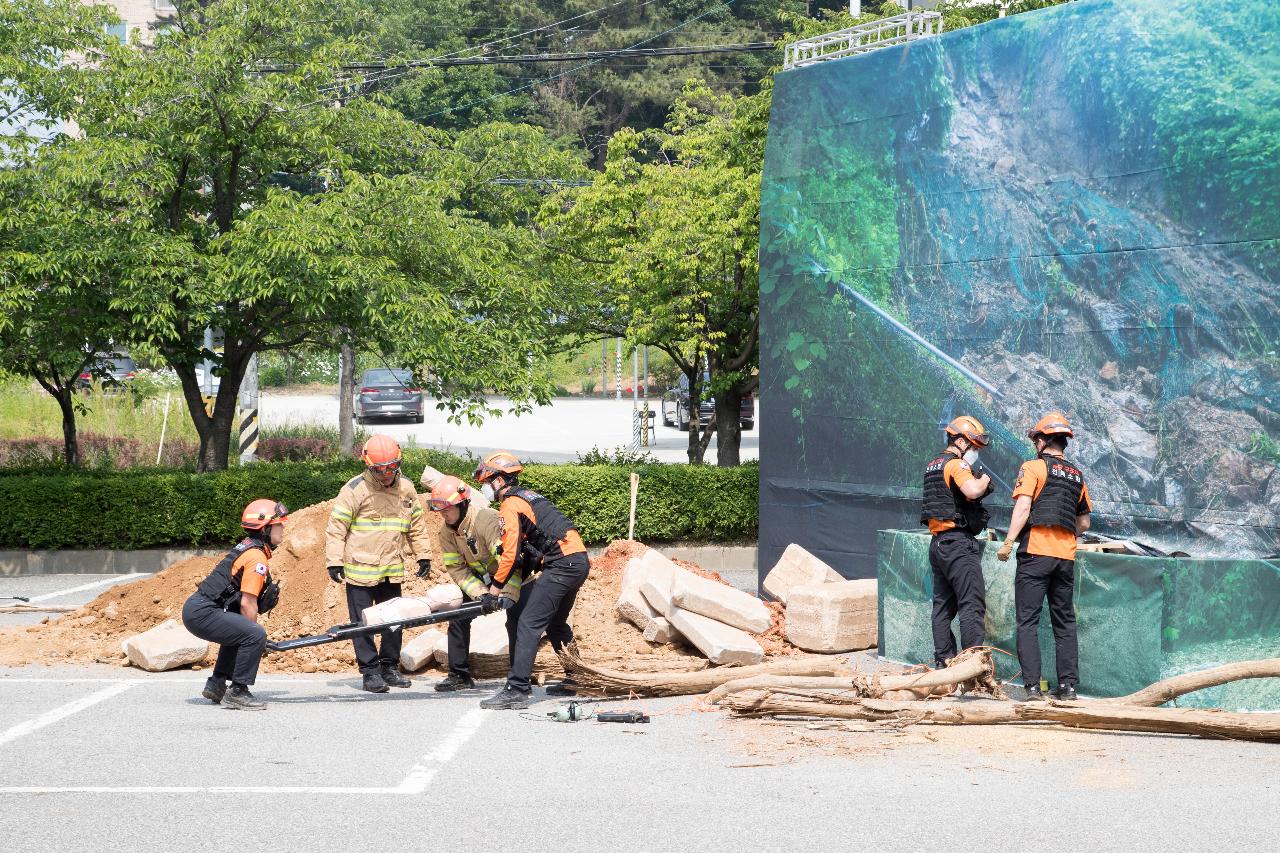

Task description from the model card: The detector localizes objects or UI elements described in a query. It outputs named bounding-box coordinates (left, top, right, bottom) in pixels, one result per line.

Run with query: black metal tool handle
left=596, top=711, right=650, bottom=724
left=266, top=600, right=487, bottom=652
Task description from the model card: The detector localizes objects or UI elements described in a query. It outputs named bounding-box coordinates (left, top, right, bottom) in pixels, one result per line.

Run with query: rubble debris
left=784, top=580, right=878, bottom=653
left=668, top=607, right=764, bottom=665
left=670, top=570, right=771, bottom=634
left=762, top=544, right=844, bottom=604
left=121, top=619, right=210, bottom=672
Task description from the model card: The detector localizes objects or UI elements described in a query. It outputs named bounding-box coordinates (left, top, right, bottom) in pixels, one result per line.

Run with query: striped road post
left=238, top=353, right=259, bottom=464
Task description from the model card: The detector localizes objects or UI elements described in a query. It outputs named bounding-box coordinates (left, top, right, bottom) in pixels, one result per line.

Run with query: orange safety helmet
left=1028, top=411, right=1074, bottom=440
left=362, top=435, right=402, bottom=485
left=473, top=451, right=523, bottom=484
left=241, top=499, right=288, bottom=531
left=945, top=415, right=990, bottom=448
left=428, top=475, right=471, bottom=512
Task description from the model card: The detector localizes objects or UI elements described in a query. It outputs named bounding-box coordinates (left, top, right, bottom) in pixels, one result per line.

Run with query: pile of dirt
left=0, top=505, right=800, bottom=673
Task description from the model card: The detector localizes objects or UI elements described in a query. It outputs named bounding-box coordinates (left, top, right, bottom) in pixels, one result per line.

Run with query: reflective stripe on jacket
left=437, top=502, right=523, bottom=603
left=324, top=471, right=431, bottom=587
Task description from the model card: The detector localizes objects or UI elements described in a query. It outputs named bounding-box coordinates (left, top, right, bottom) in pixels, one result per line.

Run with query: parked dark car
left=354, top=368, right=423, bottom=424
left=75, top=353, right=137, bottom=392
left=661, top=373, right=754, bottom=431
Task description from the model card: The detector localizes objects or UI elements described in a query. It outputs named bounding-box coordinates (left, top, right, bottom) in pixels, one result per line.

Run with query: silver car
left=354, top=368, right=423, bottom=424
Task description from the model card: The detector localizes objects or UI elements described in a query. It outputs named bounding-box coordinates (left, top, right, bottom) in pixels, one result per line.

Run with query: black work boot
left=1023, top=685, right=1045, bottom=702
left=222, top=684, right=266, bottom=710
left=201, top=677, right=227, bottom=704
left=1053, top=683, right=1078, bottom=701
left=545, top=679, right=579, bottom=697
left=480, top=686, right=532, bottom=710
left=362, top=671, right=390, bottom=694
left=434, top=673, right=476, bottom=692
left=381, top=666, right=412, bottom=688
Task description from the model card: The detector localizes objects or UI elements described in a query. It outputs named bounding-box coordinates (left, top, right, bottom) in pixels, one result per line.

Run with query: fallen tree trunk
left=1105, top=658, right=1280, bottom=707
left=1017, top=703, right=1280, bottom=742
left=557, top=645, right=852, bottom=697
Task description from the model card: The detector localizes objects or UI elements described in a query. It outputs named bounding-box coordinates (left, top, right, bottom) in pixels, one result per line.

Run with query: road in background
left=260, top=392, right=759, bottom=464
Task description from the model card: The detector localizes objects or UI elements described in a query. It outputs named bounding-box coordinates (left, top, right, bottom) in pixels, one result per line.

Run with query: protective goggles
left=269, top=502, right=290, bottom=523
left=368, top=461, right=400, bottom=477
left=427, top=495, right=462, bottom=511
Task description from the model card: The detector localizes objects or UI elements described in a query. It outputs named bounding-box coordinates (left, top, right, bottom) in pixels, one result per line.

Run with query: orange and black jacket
left=492, top=488, right=586, bottom=586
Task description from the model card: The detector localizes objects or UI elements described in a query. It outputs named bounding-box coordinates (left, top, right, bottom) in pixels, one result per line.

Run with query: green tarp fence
left=877, top=530, right=1280, bottom=710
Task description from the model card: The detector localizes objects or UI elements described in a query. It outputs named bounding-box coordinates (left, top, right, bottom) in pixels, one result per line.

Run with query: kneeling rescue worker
left=325, top=435, right=432, bottom=693
left=472, top=451, right=590, bottom=710
left=182, top=499, right=286, bottom=710
left=997, top=412, right=1092, bottom=701
left=425, top=475, right=523, bottom=692
left=920, top=416, right=994, bottom=670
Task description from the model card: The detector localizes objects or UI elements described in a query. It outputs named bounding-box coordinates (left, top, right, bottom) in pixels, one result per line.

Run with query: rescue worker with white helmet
left=324, top=435, right=432, bottom=693
left=998, top=412, right=1093, bottom=700
left=182, top=499, right=287, bottom=710
left=920, top=415, right=994, bottom=669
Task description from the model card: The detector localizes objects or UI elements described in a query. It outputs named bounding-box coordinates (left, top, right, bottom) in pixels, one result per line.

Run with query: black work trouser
left=182, top=593, right=266, bottom=686
left=1015, top=553, right=1079, bottom=688
left=506, top=554, right=588, bottom=692
left=928, top=531, right=986, bottom=663
left=345, top=580, right=403, bottom=674
left=447, top=581, right=533, bottom=677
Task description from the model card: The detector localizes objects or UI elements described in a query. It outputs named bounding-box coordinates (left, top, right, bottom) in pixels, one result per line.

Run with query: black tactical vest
left=196, top=539, right=273, bottom=611
left=1027, top=453, right=1087, bottom=532
left=920, top=450, right=988, bottom=535
left=507, top=487, right=576, bottom=567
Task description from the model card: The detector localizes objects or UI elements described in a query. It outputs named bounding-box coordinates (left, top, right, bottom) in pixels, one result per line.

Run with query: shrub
left=0, top=456, right=758, bottom=548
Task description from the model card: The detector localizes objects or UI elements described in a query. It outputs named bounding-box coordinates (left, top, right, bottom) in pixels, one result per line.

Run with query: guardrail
left=783, top=11, right=944, bottom=70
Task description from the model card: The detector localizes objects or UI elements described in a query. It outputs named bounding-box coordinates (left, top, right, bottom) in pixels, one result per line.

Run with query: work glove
left=479, top=593, right=501, bottom=614
left=327, top=565, right=345, bottom=584
left=416, top=559, right=432, bottom=579
left=996, top=540, right=1014, bottom=562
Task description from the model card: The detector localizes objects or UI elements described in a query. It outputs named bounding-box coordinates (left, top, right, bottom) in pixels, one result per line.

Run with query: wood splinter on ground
left=707, top=652, right=1280, bottom=743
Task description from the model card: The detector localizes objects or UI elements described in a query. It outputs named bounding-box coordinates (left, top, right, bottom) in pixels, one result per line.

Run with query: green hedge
left=0, top=454, right=758, bottom=549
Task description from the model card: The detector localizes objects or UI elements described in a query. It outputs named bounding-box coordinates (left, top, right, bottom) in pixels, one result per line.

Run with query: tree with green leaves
left=36, top=0, right=581, bottom=471
left=546, top=83, right=765, bottom=465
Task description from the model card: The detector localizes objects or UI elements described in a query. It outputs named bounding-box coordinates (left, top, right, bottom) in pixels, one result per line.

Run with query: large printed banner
left=758, top=0, right=1280, bottom=578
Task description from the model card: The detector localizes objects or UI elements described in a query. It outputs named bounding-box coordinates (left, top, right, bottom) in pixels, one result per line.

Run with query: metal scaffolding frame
left=782, top=11, right=944, bottom=70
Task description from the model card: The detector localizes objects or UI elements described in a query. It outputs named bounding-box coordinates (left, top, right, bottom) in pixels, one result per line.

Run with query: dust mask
left=480, top=483, right=496, bottom=502
left=963, top=449, right=980, bottom=466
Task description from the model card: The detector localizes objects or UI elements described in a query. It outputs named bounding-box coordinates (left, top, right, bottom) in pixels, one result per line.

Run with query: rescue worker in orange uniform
left=425, top=475, right=523, bottom=692
left=997, top=412, right=1092, bottom=701
left=182, top=499, right=286, bottom=710
left=920, top=416, right=994, bottom=669
left=325, top=435, right=432, bottom=693
left=472, top=452, right=590, bottom=710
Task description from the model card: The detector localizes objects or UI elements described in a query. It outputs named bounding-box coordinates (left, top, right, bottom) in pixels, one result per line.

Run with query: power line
left=256, top=43, right=774, bottom=73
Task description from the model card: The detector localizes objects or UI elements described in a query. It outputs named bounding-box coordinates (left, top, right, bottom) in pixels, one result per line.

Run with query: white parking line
left=394, top=707, right=490, bottom=794
left=0, top=699, right=489, bottom=795
left=28, top=573, right=147, bottom=603
left=0, top=683, right=134, bottom=748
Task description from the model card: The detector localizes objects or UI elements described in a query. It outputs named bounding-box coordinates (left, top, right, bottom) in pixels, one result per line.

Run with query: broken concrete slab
left=123, top=619, right=210, bottom=672
left=642, top=616, right=678, bottom=645
left=784, top=580, right=878, bottom=653
left=635, top=549, right=681, bottom=617
left=432, top=610, right=510, bottom=677
left=670, top=571, right=771, bottom=634
left=762, top=543, right=844, bottom=604
left=617, top=557, right=663, bottom=631
left=667, top=607, right=763, bottom=665
left=401, top=629, right=448, bottom=672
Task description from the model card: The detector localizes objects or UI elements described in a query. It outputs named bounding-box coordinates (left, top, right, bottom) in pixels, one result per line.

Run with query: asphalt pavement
left=259, top=392, right=759, bottom=464
left=3, top=575, right=1279, bottom=850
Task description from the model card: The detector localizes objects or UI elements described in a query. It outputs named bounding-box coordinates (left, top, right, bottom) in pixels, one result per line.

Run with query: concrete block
left=425, top=583, right=464, bottom=612
left=762, top=543, right=844, bottom=604
left=123, top=619, right=210, bottom=672
left=616, top=557, right=661, bottom=631
left=785, top=580, right=878, bottom=653
left=636, top=548, right=681, bottom=617
left=670, top=571, right=771, bottom=634
left=642, top=616, right=678, bottom=644
left=667, top=607, right=763, bottom=665
left=433, top=611, right=510, bottom=677
left=401, top=629, right=448, bottom=672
